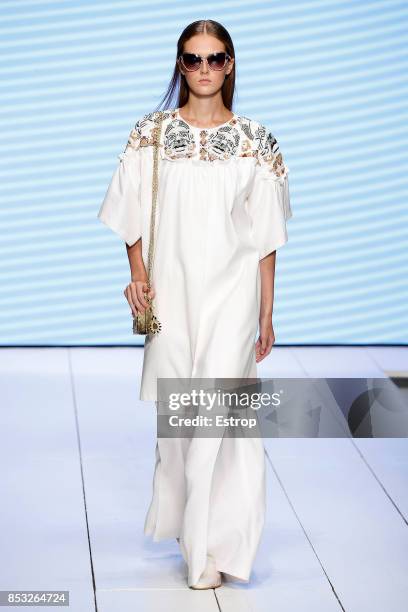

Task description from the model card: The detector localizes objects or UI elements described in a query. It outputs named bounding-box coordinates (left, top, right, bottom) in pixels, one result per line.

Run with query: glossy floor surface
left=0, top=347, right=407, bottom=611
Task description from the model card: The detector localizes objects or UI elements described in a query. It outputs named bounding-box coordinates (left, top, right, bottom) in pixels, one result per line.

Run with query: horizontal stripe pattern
left=0, top=0, right=407, bottom=344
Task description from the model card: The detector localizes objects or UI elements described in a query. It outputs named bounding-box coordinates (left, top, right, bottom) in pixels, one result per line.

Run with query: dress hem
left=144, top=530, right=254, bottom=584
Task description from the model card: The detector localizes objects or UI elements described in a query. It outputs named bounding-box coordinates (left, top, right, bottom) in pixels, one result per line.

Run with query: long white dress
left=97, top=107, right=292, bottom=585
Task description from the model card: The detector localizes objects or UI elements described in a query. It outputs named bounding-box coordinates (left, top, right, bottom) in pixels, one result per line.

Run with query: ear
left=226, top=57, right=234, bottom=75
left=176, top=58, right=186, bottom=77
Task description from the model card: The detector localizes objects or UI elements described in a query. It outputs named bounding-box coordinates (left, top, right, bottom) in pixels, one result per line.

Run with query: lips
left=199, top=80, right=211, bottom=83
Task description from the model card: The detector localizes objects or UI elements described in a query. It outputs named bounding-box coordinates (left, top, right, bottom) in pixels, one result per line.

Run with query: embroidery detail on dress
left=240, top=138, right=256, bottom=158
left=239, top=116, right=256, bottom=141
left=199, top=130, right=208, bottom=161
left=130, top=114, right=156, bottom=148
left=121, top=111, right=173, bottom=159
left=255, top=125, right=287, bottom=178
left=163, top=115, right=242, bottom=162
left=207, top=125, right=240, bottom=161
left=119, top=116, right=152, bottom=160
left=120, top=109, right=286, bottom=174
left=163, top=119, right=196, bottom=159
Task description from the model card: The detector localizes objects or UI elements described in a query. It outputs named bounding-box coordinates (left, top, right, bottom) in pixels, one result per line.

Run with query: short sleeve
left=97, top=121, right=144, bottom=247
left=246, top=129, right=292, bottom=260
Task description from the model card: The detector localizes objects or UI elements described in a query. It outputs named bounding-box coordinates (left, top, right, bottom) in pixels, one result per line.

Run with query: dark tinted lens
left=207, top=52, right=227, bottom=70
left=182, top=53, right=201, bottom=70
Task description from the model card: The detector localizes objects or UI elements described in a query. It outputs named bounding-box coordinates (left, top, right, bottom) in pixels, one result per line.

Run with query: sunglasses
left=179, top=52, right=231, bottom=72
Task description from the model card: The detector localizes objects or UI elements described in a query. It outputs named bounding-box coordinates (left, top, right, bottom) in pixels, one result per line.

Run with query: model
left=97, top=18, right=292, bottom=590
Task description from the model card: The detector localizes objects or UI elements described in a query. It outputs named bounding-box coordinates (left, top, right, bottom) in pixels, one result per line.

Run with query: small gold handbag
left=132, top=111, right=164, bottom=336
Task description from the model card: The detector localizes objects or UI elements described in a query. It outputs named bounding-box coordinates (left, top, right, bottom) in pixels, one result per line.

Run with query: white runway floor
left=1, top=346, right=408, bottom=612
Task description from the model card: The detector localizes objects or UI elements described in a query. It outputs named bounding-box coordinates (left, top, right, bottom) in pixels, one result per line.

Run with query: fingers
left=136, top=282, right=150, bottom=309
left=124, top=281, right=156, bottom=317
left=255, top=337, right=267, bottom=362
left=143, top=284, right=155, bottom=300
left=255, top=331, right=275, bottom=362
left=133, top=283, right=150, bottom=316
left=124, top=285, right=141, bottom=317
left=144, top=281, right=155, bottom=300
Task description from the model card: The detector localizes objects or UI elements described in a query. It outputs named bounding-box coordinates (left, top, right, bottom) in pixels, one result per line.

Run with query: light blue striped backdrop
left=1, top=0, right=407, bottom=345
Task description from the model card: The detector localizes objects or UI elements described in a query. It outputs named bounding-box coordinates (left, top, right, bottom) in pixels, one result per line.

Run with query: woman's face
left=178, top=34, right=234, bottom=97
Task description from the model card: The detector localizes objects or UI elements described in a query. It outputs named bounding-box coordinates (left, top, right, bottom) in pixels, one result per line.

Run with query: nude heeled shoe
left=190, top=554, right=222, bottom=590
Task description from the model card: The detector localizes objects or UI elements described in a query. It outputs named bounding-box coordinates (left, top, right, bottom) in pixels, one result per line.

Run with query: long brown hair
left=156, top=20, right=236, bottom=112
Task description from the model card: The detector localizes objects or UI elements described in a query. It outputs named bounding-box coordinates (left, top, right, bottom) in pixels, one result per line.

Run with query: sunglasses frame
left=178, top=51, right=232, bottom=72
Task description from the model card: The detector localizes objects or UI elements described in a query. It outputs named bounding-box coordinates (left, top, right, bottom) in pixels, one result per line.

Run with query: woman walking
left=98, top=19, right=292, bottom=589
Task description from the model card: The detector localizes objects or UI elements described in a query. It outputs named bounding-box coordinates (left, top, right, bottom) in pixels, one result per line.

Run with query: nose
left=200, top=58, right=210, bottom=74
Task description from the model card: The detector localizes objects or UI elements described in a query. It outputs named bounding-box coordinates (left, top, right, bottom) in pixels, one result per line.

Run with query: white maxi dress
left=97, top=107, right=292, bottom=586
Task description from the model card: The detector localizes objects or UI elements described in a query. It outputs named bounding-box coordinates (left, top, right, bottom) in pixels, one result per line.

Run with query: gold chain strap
left=145, top=110, right=164, bottom=292
left=132, top=110, right=164, bottom=335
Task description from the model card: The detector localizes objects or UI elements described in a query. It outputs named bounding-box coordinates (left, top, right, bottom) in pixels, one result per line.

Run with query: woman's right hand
left=124, top=278, right=156, bottom=317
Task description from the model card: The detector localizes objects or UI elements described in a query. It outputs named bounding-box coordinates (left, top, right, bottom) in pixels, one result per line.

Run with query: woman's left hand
left=255, top=316, right=275, bottom=362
